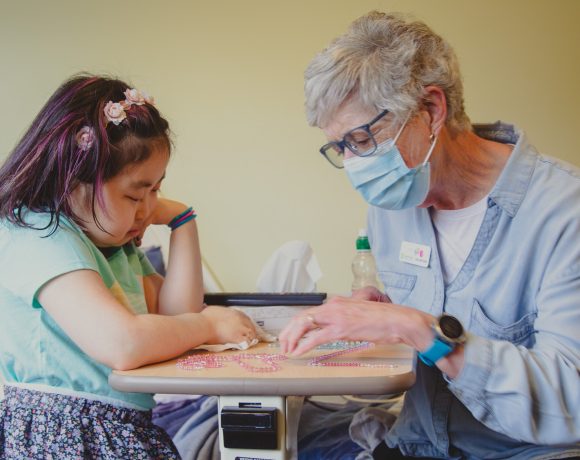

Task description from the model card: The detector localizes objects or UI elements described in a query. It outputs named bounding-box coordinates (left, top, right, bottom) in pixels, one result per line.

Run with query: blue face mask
left=343, top=119, right=437, bottom=210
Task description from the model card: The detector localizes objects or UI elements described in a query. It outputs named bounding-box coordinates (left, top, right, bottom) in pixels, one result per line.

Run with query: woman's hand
left=278, top=295, right=434, bottom=356
left=201, top=305, right=257, bottom=345
left=351, top=285, right=391, bottom=302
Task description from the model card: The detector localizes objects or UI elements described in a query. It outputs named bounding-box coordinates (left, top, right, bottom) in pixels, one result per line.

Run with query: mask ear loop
left=392, top=113, right=411, bottom=144
left=369, top=112, right=410, bottom=158
left=422, top=132, right=438, bottom=166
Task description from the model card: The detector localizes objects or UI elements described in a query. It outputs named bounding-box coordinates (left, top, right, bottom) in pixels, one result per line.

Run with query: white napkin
left=256, top=240, right=322, bottom=293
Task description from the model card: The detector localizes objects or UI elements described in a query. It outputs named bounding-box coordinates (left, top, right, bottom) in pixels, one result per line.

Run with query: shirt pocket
left=379, top=270, right=416, bottom=304
left=470, top=298, right=536, bottom=345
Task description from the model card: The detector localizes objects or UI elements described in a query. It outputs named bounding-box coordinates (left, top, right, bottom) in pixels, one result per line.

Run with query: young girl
left=0, top=74, right=256, bottom=459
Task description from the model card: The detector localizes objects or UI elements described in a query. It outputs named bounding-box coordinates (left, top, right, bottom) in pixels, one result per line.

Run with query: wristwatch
left=418, top=314, right=466, bottom=367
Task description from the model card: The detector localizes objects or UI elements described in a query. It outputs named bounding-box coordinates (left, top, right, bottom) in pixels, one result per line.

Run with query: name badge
left=399, top=241, right=431, bottom=268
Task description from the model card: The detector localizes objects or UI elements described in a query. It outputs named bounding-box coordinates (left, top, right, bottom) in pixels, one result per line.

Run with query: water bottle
left=351, top=229, right=379, bottom=291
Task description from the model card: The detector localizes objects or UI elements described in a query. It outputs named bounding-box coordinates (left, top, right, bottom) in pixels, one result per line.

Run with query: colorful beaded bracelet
left=168, top=207, right=197, bottom=231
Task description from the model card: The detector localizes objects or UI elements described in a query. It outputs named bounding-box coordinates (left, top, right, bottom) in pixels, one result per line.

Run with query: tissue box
left=203, top=293, right=326, bottom=337
left=235, top=305, right=310, bottom=336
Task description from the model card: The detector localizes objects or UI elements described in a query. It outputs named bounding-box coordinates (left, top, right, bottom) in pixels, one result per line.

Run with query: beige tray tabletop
left=109, top=342, right=416, bottom=396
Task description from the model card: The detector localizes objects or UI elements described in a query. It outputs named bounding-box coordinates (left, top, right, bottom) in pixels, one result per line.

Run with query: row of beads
left=266, top=340, right=366, bottom=350
left=309, top=361, right=398, bottom=368
left=233, top=353, right=287, bottom=372
left=308, top=342, right=398, bottom=368
left=177, top=353, right=288, bottom=373
left=308, top=342, right=372, bottom=366
left=316, top=340, right=366, bottom=350
left=176, top=354, right=224, bottom=370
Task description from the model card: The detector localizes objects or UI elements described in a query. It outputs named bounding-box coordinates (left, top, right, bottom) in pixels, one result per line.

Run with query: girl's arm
left=37, top=269, right=255, bottom=370
left=158, top=216, right=204, bottom=314
left=142, top=198, right=205, bottom=315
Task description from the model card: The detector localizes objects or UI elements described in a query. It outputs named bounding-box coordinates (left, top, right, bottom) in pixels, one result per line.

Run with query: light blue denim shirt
left=365, top=123, right=580, bottom=459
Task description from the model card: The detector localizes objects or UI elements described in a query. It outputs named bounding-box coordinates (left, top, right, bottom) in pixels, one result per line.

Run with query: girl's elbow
left=92, top=330, right=144, bottom=370
left=105, top=347, right=145, bottom=371
left=108, top=358, right=139, bottom=372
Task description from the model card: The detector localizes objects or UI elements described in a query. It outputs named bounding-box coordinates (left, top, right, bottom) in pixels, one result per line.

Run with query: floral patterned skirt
left=0, top=385, right=180, bottom=460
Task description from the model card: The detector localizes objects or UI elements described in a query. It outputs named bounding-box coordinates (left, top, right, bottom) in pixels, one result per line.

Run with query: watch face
left=440, top=314, right=464, bottom=340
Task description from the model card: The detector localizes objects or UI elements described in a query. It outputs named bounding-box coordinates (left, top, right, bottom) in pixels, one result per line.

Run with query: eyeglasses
left=319, top=110, right=390, bottom=169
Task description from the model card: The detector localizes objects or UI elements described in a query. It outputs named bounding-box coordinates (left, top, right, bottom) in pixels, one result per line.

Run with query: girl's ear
left=422, top=85, right=447, bottom=136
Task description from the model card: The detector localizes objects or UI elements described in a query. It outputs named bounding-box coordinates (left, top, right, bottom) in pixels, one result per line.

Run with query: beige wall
left=1, top=0, right=579, bottom=293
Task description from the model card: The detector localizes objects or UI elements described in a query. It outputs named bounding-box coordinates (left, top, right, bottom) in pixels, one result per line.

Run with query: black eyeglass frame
left=319, top=109, right=390, bottom=169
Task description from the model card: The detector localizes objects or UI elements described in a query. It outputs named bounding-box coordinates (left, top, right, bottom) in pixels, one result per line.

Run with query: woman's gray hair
left=305, top=11, right=471, bottom=133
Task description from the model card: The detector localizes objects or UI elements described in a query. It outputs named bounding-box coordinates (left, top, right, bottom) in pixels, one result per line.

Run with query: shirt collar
left=473, top=121, right=536, bottom=217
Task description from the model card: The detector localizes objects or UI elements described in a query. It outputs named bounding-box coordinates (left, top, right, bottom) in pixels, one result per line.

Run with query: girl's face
left=71, top=146, right=169, bottom=247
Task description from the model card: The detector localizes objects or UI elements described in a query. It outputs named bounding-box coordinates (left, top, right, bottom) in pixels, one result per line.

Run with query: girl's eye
left=127, top=196, right=141, bottom=202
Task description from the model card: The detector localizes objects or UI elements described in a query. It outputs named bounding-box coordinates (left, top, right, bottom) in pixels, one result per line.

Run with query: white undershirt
left=430, top=196, right=488, bottom=284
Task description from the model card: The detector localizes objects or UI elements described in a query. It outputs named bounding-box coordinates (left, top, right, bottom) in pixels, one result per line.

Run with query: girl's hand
left=133, top=198, right=189, bottom=245
left=149, top=198, right=190, bottom=226
left=201, top=305, right=257, bottom=345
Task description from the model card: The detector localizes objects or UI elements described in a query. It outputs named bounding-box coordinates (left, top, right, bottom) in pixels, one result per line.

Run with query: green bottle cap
left=356, top=229, right=371, bottom=250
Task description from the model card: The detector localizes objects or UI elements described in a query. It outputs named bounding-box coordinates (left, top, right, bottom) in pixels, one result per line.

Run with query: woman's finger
left=289, top=327, right=336, bottom=356
left=279, top=311, right=319, bottom=353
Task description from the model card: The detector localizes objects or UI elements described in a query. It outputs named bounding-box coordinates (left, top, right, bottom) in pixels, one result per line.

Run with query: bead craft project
left=177, top=342, right=398, bottom=373
left=177, top=353, right=288, bottom=372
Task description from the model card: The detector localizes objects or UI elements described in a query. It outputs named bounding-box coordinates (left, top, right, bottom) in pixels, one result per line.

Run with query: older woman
left=279, top=11, right=580, bottom=460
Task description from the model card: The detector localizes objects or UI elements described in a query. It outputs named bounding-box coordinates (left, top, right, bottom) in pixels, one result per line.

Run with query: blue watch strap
left=418, top=338, right=454, bottom=367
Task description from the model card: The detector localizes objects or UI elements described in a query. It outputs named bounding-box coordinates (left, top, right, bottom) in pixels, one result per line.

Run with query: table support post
left=285, top=396, right=304, bottom=459
left=218, top=395, right=305, bottom=460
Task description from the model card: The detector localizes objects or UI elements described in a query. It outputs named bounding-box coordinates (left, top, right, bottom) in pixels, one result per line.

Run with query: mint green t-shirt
left=0, top=212, right=157, bottom=409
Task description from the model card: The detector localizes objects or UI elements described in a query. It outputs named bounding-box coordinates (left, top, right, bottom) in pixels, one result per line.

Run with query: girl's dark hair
left=0, top=74, right=171, bottom=232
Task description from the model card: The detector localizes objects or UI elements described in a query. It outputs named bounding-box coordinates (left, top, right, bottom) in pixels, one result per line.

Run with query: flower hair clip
left=124, top=88, right=154, bottom=106
left=103, top=88, right=155, bottom=126
left=76, top=126, right=95, bottom=151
